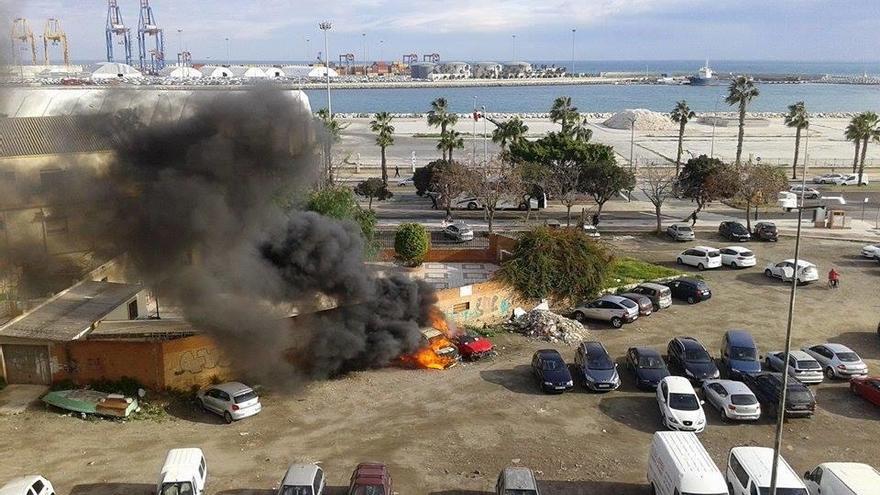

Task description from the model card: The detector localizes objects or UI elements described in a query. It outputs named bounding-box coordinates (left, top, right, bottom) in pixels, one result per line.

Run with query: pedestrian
left=828, top=268, right=840, bottom=289
left=394, top=165, right=400, bottom=177
left=591, top=213, right=599, bottom=226
left=691, top=211, right=698, bottom=226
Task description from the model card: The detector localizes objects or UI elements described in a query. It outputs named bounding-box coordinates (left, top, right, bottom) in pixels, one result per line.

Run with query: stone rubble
left=506, top=309, right=589, bottom=345
left=602, top=108, right=676, bottom=131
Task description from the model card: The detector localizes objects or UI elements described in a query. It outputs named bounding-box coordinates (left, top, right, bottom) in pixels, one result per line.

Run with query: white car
left=833, top=174, right=869, bottom=186
left=0, top=476, right=54, bottom=495
left=801, top=343, right=868, bottom=379
left=701, top=379, right=761, bottom=421
left=676, top=246, right=722, bottom=271
left=764, top=259, right=819, bottom=284
left=719, top=246, right=756, bottom=268
left=397, top=176, right=414, bottom=187
left=196, top=382, right=262, bottom=423
left=812, top=173, right=845, bottom=184
left=789, top=185, right=821, bottom=199
left=582, top=224, right=601, bottom=239
left=572, top=295, right=640, bottom=328
left=656, top=376, right=706, bottom=433
left=861, top=244, right=880, bottom=258
left=765, top=350, right=824, bottom=384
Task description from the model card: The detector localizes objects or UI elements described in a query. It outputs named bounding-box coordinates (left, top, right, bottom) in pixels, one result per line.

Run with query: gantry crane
left=11, top=18, right=37, bottom=65
left=106, top=0, right=133, bottom=65
left=402, top=53, right=418, bottom=64
left=42, top=18, right=70, bottom=65
left=138, top=0, right=165, bottom=73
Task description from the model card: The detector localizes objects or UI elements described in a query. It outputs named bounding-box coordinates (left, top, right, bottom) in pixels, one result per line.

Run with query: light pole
left=710, top=93, right=722, bottom=158
left=570, top=28, right=576, bottom=77
left=482, top=105, right=488, bottom=163
left=628, top=115, right=637, bottom=171
left=472, top=96, right=478, bottom=162
left=379, top=40, right=384, bottom=62
left=361, top=32, right=367, bottom=75
left=224, top=37, right=230, bottom=66
left=512, top=34, right=517, bottom=61
left=319, top=21, right=332, bottom=117
left=306, top=37, right=310, bottom=63
left=177, top=29, right=183, bottom=61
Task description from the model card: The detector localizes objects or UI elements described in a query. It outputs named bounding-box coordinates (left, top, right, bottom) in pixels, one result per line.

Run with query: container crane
left=106, top=0, right=133, bottom=66
left=11, top=18, right=37, bottom=65
left=137, top=0, right=165, bottom=73
left=42, top=18, right=70, bottom=66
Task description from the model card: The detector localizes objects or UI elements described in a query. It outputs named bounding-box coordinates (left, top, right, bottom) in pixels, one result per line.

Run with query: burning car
left=454, top=332, right=495, bottom=360
left=418, top=328, right=460, bottom=368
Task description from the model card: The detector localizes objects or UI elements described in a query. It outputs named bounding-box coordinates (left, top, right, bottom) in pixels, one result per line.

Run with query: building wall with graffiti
left=435, top=280, right=525, bottom=325
left=161, top=335, right=234, bottom=390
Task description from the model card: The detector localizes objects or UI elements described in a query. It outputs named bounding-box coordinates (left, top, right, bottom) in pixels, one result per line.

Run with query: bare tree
left=639, top=167, right=677, bottom=233
left=431, top=160, right=470, bottom=222
left=461, top=157, right=526, bottom=233
left=735, top=161, right=788, bottom=230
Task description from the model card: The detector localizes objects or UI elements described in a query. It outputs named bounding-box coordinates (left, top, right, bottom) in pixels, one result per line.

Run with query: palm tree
left=316, top=108, right=347, bottom=183
left=491, top=117, right=529, bottom=149
left=857, top=112, right=880, bottom=186
left=725, top=76, right=760, bottom=165
left=549, top=96, right=579, bottom=134
left=574, top=117, right=593, bottom=142
left=437, top=129, right=465, bottom=161
left=670, top=100, right=696, bottom=174
left=427, top=97, right=458, bottom=159
left=783, top=101, right=809, bottom=179
left=370, top=112, right=395, bottom=185
left=845, top=115, right=865, bottom=172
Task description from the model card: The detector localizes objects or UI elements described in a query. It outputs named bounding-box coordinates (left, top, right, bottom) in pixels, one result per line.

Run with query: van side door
left=803, top=466, right=822, bottom=495
left=198, top=456, right=207, bottom=492
left=728, top=453, right=750, bottom=495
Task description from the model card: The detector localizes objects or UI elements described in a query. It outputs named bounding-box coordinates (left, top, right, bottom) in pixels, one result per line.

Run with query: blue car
left=626, top=347, right=670, bottom=390
left=531, top=349, right=574, bottom=394
left=720, top=330, right=762, bottom=378
left=574, top=341, right=620, bottom=392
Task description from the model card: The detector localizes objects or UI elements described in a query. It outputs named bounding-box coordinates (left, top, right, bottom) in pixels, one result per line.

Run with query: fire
left=399, top=307, right=461, bottom=370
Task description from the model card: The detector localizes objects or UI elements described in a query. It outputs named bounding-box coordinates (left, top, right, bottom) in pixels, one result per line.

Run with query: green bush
left=88, top=376, right=145, bottom=397
left=307, top=186, right=378, bottom=256
left=607, top=258, right=683, bottom=287
left=394, top=223, right=430, bottom=267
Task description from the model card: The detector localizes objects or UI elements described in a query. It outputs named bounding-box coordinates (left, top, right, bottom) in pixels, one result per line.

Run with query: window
left=750, top=482, right=759, bottom=495
left=234, top=390, right=257, bottom=403
left=198, top=463, right=204, bottom=478
left=281, top=487, right=313, bottom=495
left=668, top=393, right=700, bottom=411
left=730, top=346, right=757, bottom=361
left=452, top=302, right=470, bottom=314
left=807, top=466, right=823, bottom=483
left=709, top=383, right=727, bottom=397
left=660, top=382, right=668, bottom=397
left=128, top=300, right=139, bottom=320
left=730, top=454, right=750, bottom=488
left=32, top=480, right=45, bottom=493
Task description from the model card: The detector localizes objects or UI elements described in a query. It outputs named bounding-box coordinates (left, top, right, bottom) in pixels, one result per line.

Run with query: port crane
left=138, top=0, right=165, bottom=73
left=42, top=18, right=70, bottom=66
left=106, top=0, right=133, bottom=65
left=11, top=18, right=37, bottom=65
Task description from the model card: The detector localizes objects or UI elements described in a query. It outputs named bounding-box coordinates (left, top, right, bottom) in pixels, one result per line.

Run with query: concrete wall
left=161, top=335, right=234, bottom=391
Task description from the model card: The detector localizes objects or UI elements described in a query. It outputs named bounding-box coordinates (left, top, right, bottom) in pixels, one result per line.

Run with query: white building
left=91, top=62, right=143, bottom=80
left=160, top=65, right=203, bottom=79
left=200, top=65, right=233, bottom=78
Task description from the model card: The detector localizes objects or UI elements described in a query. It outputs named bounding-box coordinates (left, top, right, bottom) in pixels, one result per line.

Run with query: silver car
left=196, top=382, right=262, bottom=423
left=443, top=221, right=474, bottom=242
left=572, top=295, right=639, bottom=328
left=801, top=343, right=868, bottom=379
left=765, top=351, right=824, bottom=385
left=666, top=223, right=695, bottom=241
left=630, top=283, right=673, bottom=311
left=702, top=379, right=761, bottom=421
left=278, top=463, right=325, bottom=495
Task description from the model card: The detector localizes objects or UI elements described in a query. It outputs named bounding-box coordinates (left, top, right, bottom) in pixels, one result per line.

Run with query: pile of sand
left=603, top=109, right=675, bottom=131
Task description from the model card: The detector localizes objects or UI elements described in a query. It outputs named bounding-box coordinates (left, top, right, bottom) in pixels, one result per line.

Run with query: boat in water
left=689, top=61, right=717, bottom=86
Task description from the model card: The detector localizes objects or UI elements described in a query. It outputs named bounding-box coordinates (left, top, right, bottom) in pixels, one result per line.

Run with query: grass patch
left=605, top=257, right=683, bottom=288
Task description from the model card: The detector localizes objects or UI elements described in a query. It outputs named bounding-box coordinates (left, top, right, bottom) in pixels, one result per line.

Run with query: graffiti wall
left=435, top=280, right=524, bottom=325
left=52, top=340, right=164, bottom=389
left=161, top=335, right=234, bottom=390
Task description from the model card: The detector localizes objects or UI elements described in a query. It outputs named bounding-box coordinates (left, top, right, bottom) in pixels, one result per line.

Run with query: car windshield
left=542, top=359, right=562, bottom=371
left=638, top=356, right=665, bottom=369
left=685, top=349, right=711, bottom=363
left=619, top=299, right=637, bottom=308
left=587, top=353, right=614, bottom=370
left=731, top=224, right=747, bottom=233
left=281, top=487, right=314, bottom=495
left=797, top=360, right=821, bottom=370
left=730, top=394, right=758, bottom=406
left=786, top=388, right=814, bottom=403
left=234, top=390, right=257, bottom=403
left=696, top=282, right=709, bottom=290
left=836, top=352, right=860, bottom=362
left=161, top=483, right=194, bottom=495
left=707, top=251, right=720, bottom=258
left=677, top=226, right=692, bottom=232
left=669, top=393, right=700, bottom=411
left=759, top=488, right=808, bottom=495
left=352, top=486, right=385, bottom=495
left=730, top=346, right=757, bottom=361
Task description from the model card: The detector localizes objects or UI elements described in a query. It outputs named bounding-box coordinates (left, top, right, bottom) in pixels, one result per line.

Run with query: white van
left=727, top=447, right=807, bottom=495
left=157, top=448, right=207, bottom=495
left=0, top=476, right=54, bottom=495
left=647, top=431, right=728, bottom=495
left=803, top=462, right=880, bottom=495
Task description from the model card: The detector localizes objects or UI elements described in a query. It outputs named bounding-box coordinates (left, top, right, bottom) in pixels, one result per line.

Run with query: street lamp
left=224, top=37, right=230, bottom=66
left=379, top=40, right=384, bottom=62
left=710, top=93, right=723, bottom=158
left=305, top=37, right=310, bottom=63
left=512, top=34, right=517, bottom=61
left=472, top=96, right=478, bottom=162
left=319, top=21, right=332, bottom=117
left=482, top=105, right=488, bottom=163
left=570, top=28, right=576, bottom=77
left=361, top=32, right=367, bottom=75
left=628, top=115, right=637, bottom=171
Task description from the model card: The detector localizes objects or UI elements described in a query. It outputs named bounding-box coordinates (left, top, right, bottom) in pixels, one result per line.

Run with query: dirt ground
left=1, top=235, right=879, bottom=495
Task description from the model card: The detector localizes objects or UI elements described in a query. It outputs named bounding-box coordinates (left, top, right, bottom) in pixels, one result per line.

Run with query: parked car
left=720, top=330, right=762, bottom=378
left=702, top=379, right=761, bottom=421
left=802, top=343, right=868, bottom=379
left=196, top=382, right=262, bottom=423
left=629, top=283, right=673, bottom=311
left=789, top=185, right=821, bottom=199
left=574, top=341, right=621, bottom=392
left=813, top=173, right=845, bottom=184
left=741, top=372, right=816, bottom=417
left=0, top=477, right=54, bottom=495
left=626, top=347, right=670, bottom=391
left=397, top=176, right=414, bottom=187
left=833, top=174, right=869, bottom=186
left=158, top=448, right=208, bottom=495
left=348, top=463, right=392, bottom=495
left=453, top=332, right=495, bottom=360
left=676, top=246, right=722, bottom=270
left=764, top=259, right=819, bottom=284
left=804, top=462, right=880, bottom=495
left=719, top=221, right=751, bottom=242
left=752, top=221, right=778, bottom=242
left=279, top=464, right=326, bottom=495
left=648, top=432, right=728, bottom=495
left=571, top=294, right=640, bottom=328
left=666, top=223, right=695, bottom=241
left=719, top=246, right=756, bottom=268
left=656, top=376, right=706, bottom=433
left=727, top=447, right=808, bottom=495
left=531, top=349, right=574, bottom=393
left=454, top=195, right=536, bottom=210
left=765, top=350, right=824, bottom=384
left=850, top=376, right=880, bottom=407
left=581, top=224, right=601, bottom=239
left=664, top=278, right=712, bottom=304
left=618, top=292, right=653, bottom=316
left=495, top=467, right=540, bottom=495
left=861, top=243, right=880, bottom=258
left=667, top=336, right=720, bottom=382
left=442, top=221, right=474, bottom=242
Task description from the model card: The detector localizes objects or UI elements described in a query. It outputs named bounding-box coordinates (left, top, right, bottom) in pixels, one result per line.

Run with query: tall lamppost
left=472, top=96, right=478, bottom=162
left=177, top=29, right=183, bottom=61
left=570, top=28, right=576, bottom=77
left=512, top=34, right=517, bottom=61
left=379, top=40, right=384, bottom=62
left=224, top=37, right=230, bottom=66
left=482, top=105, right=488, bottom=163
left=361, top=32, right=367, bottom=75
left=710, top=94, right=722, bottom=158
left=628, top=115, right=637, bottom=171
left=319, top=21, right=332, bottom=117
left=305, top=37, right=311, bottom=63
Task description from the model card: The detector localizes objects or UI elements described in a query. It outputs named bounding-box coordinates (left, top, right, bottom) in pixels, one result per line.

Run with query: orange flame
left=399, top=307, right=459, bottom=370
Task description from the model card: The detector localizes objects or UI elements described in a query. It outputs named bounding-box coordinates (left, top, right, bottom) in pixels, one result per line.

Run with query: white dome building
left=230, top=66, right=268, bottom=78
left=91, top=62, right=143, bottom=80
left=200, top=65, right=233, bottom=78
left=160, top=65, right=203, bottom=79
left=265, top=67, right=286, bottom=78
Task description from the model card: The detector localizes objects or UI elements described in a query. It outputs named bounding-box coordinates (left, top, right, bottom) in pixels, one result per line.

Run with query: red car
left=348, top=462, right=392, bottom=495
left=454, top=333, right=495, bottom=360
left=850, top=376, right=880, bottom=407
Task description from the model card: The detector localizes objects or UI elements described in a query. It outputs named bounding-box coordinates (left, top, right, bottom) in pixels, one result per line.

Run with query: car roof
left=676, top=336, right=705, bottom=351
left=638, top=282, right=668, bottom=291
left=661, top=375, right=696, bottom=393
left=212, top=382, right=254, bottom=395
left=678, top=277, right=704, bottom=285
left=422, top=328, right=443, bottom=339
left=599, top=295, right=627, bottom=303
left=500, top=467, right=538, bottom=490
left=536, top=349, right=563, bottom=359
left=0, top=477, right=45, bottom=495
left=822, top=343, right=854, bottom=353
left=705, top=379, right=753, bottom=395
left=723, top=246, right=752, bottom=253
left=725, top=330, right=755, bottom=346
left=451, top=221, right=470, bottom=227
left=619, top=292, right=647, bottom=300
left=782, top=259, right=815, bottom=266
left=786, top=350, right=815, bottom=361
left=671, top=223, right=691, bottom=227
left=631, top=346, right=661, bottom=358
left=281, top=464, right=321, bottom=486
left=729, top=447, right=803, bottom=488
left=818, top=463, right=880, bottom=493
left=691, top=245, right=718, bottom=251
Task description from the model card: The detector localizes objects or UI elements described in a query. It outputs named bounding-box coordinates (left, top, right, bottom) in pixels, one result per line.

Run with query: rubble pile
left=507, top=309, right=588, bottom=345
left=603, top=108, right=675, bottom=131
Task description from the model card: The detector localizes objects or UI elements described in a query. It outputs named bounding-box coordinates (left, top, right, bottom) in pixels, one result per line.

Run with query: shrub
left=394, top=223, right=430, bottom=267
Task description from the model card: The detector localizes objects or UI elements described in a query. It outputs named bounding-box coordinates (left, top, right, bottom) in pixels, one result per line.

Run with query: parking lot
left=1, top=235, right=878, bottom=495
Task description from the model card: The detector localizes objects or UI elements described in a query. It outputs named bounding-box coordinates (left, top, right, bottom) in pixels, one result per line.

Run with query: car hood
left=729, top=359, right=761, bottom=373
left=460, top=339, right=493, bottom=353
left=683, top=361, right=719, bottom=379
left=542, top=368, right=572, bottom=383
left=637, top=368, right=670, bottom=383
left=667, top=406, right=705, bottom=424
left=584, top=367, right=618, bottom=382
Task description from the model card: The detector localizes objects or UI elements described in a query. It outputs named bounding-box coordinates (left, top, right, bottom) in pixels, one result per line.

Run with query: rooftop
left=0, top=116, right=115, bottom=157
left=0, top=280, right=143, bottom=341
left=88, top=319, right=197, bottom=340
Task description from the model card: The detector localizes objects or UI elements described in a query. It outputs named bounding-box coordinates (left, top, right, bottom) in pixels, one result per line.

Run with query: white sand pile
left=603, top=109, right=675, bottom=131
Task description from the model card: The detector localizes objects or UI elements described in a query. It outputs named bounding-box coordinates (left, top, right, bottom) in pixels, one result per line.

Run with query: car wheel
left=764, top=269, right=773, bottom=278
left=825, top=367, right=836, bottom=380
left=224, top=411, right=233, bottom=424
left=731, top=262, right=738, bottom=269
left=573, top=311, right=586, bottom=323
left=697, top=263, right=705, bottom=271
left=720, top=406, right=729, bottom=422
left=467, top=202, right=478, bottom=210
left=687, top=296, right=696, bottom=304
left=676, top=257, right=683, bottom=265
left=610, top=317, right=623, bottom=328
left=518, top=202, right=528, bottom=211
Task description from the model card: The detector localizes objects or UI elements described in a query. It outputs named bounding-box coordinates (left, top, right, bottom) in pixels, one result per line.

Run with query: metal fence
left=377, top=230, right=491, bottom=250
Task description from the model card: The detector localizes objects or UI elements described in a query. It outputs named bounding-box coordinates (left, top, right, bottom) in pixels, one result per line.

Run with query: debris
left=506, top=309, right=589, bottom=345
left=239, top=432, right=249, bottom=436
left=603, top=109, right=675, bottom=131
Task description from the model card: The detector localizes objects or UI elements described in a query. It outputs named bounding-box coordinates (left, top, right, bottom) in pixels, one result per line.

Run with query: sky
left=5, top=0, right=880, bottom=64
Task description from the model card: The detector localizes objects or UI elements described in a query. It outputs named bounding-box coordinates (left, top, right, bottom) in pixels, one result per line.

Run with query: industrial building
left=473, top=62, right=502, bottom=79
left=160, top=65, right=202, bottom=79
left=199, top=65, right=233, bottom=78
left=502, top=62, right=533, bottom=78
left=90, top=62, right=144, bottom=80
left=410, top=62, right=436, bottom=80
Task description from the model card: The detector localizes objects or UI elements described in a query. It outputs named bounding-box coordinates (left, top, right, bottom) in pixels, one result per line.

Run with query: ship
left=688, top=60, right=716, bottom=86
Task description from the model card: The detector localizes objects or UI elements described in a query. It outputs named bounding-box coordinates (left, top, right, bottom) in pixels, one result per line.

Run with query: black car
left=667, top=337, right=720, bottom=382
left=574, top=341, right=620, bottom=392
left=626, top=347, right=670, bottom=390
left=719, top=221, right=751, bottom=242
left=753, top=221, right=778, bottom=242
left=531, top=349, right=573, bottom=394
left=664, top=278, right=712, bottom=304
left=741, top=372, right=816, bottom=418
